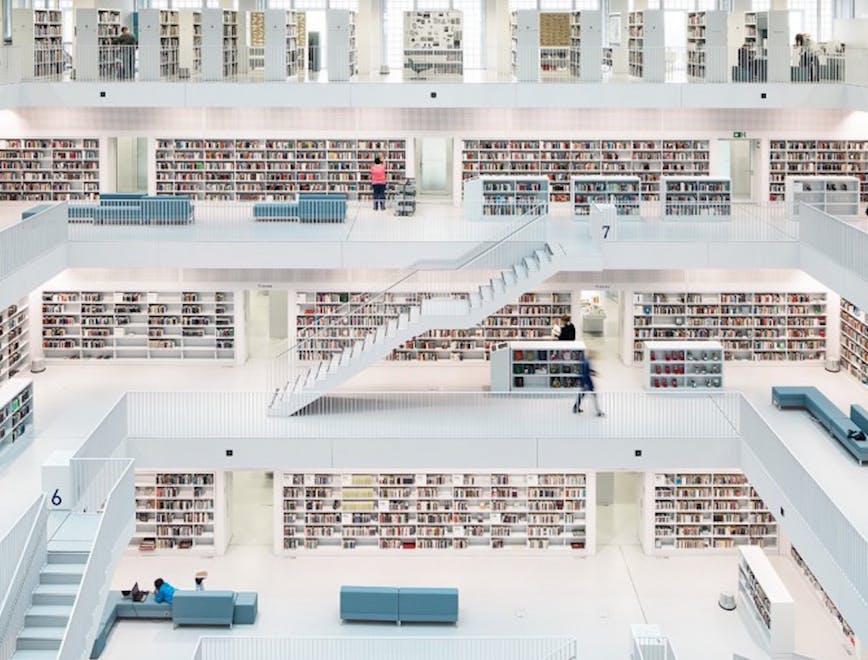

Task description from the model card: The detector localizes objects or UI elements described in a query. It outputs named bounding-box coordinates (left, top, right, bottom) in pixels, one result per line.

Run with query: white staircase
left=271, top=241, right=566, bottom=416
left=12, top=550, right=87, bottom=659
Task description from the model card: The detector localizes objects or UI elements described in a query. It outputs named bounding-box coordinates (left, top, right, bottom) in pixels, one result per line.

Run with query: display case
left=490, top=341, right=586, bottom=391
left=643, top=341, right=723, bottom=390
left=403, top=10, right=463, bottom=80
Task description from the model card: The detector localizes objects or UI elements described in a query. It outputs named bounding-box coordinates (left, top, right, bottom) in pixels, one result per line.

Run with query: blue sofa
left=340, top=586, right=458, bottom=624
left=771, top=386, right=868, bottom=465
left=90, top=590, right=258, bottom=658
left=253, top=193, right=347, bottom=223
left=69, top=194, right=194, bottom=225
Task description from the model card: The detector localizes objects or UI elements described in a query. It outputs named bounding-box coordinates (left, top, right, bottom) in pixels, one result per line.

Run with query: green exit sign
left=733, top=131, right=747, bottom=138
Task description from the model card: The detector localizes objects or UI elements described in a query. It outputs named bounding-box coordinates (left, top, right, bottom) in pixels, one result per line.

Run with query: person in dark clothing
left=114, top=27, right=137, bottom=80
left=558, top=315, right=576, bottom=341
left=573, top=354, right=604, bottom=416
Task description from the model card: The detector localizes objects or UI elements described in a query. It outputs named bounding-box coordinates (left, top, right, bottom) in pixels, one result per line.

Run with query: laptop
left=121, top=582, right=149, bottom=603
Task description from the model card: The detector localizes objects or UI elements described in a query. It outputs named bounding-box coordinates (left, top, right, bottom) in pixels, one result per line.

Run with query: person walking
left=558, top=315, right=576, bottom=341
left=370, top=156, right=387, bottom=211
left=114, top=27, right=137, bottom=80
left=573, top=352, right=604, bottom=416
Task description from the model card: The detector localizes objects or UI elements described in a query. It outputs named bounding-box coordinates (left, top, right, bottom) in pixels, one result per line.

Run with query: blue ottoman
left=233, top=591, right=258, bottom=624
left=340, top=586, right=399, bottom=623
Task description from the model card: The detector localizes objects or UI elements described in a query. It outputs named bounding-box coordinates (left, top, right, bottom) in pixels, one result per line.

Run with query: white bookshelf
left=462, top=139, right=710, bottom=203
left=510, top=10, right=539, bottom=82
left=662, top=176, right=731, bottom=219
left=201, top=9, right=238, bottom=81
left=132, top=470, right=227, bottom=554
left=490, top=341, right=586, bottom=391
left=784, top=175, right=860, bottom=217
left=0, top=138, right=100, bottom=201
left=571, top=175, right=640, bottom=217
left=462, top=175, right=549, bottom=220
left=404, top=10, right=463, bottom=81
left=178, top=10, right=202, bottom=76
left=644, top=341, right=723, bottom=390
left=0, top=299, right=29, bottom=384
left=841, top=298, right=868, bottom=387
left=568, top=11, right=602, bottom=82
left=326, top=9, right=357, bottom=82
left=765, top=11, right=790, bottom=83
left=41, top=290, right=236, bottom=362
left=275, top=470, right=595, bottom=553
left=631, top=291, right=827, bottom=363
left=74, top=9, right=121, bottom=81
left=687, top=11, right=727, bottom=82
left=770, top=140, right=868, bottom=202
left=296, top=290, right=572, bottom=362
left=264, top=10, right=301, bottom=81
left=627, top=10, right=664, bottom=82
left=643, top=471, right=777, bottom=555
left=13, top=9, right=64, bottom=79
left=155, top=137, right=406, bottom=201
left=0, top=378, right=34, bottom=457
left=743, top=11, right=763, bottom=56
left=138, top=9, right=180, bottom=81
left=738, top=546, right=795, bottom=655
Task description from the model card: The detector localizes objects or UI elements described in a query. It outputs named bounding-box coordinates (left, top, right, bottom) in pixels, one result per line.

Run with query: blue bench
left=90, top=590, right=258, bottom=658
left=253, top=193, right=347, bottom=223
left=70, top=195, right=194, bottom=225
left=340, top=586, right=458, bottom=624
left=771, top=386, right=868, bottom=465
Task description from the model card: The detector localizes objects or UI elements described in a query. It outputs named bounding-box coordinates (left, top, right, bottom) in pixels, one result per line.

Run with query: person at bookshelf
left=113, top=27, right=137, bottom=80
left=153, top=578, right=176, bottom=604
left=194, top=570, right=208, bottom=591
left=370, top=156, right=387, bottom=211
left=558, top=315, right=576, bottom=341
left=573, top=353, right=604, bottom=417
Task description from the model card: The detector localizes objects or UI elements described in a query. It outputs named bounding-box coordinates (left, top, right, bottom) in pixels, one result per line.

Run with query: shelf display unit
left=643, top=471, right=778, bottom=554
left=769, top=140, right=868, bottom=202
left=568, top=11, right=602, bottom=81
left=644, top=341, right=723, bottom=390
left=155, top=137, right=406, bottom=201
left=571, top=176, right=640, bottom=216
left=404, top=10, right=463, bottom=81
left=784, top=175, right=860, bottom=217
left=137, top=9, right=180, bottom=80
left=841, top=298, right=868, bottom=386
left=462, top=176, right=549, bottom=220
left=631, top=291, right=827, bottom=363
left=462, top=139, right=709, bottom=203
left=200, top=9, right=238, bottom=80
left=686, top=11, right=727, bottom=82
left=73, top=9, right=121, bottom=81
left=178, top=10, right=202, bottom=76
left=263, top=10, right=301, bottom=81
left=539, top=12, right=570, bottom=78
left=326, top=9, right=357, bottom=82
left=0, top=299, right=29, bottom=384
left=41, top=290, right=236, bottom=362
left=296, top=291, right=571, bottom=362
left=510, top=10, right=539, bottom=82
left=790, top=546, right=862, bottom=655
left=0, top=379, right=34, bottom=457
left=662, top=176, right=731, bottom=219
left=490, top=341, right=586, bottom=391
left=0, top=138, right=100, bottom=201
left=627, top=10, right=664, bottom=82
left=132, top=470, right=227, bottom=554
left=738, top=546, right=795, bottom=656
left=275, top=470, right=595, bottom=553
left=12, top=9, right=64, bottom=79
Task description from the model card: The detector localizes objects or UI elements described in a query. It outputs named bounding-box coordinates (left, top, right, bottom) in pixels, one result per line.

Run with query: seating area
left=67, top=194, right=194, bottom=225
left=771, top=386, right=868, bottom=465
left=253, top=193, right=348, bottom=223
left=339, top=586, right=459, bottom=624
left=90, top=589, right=258, bottom=658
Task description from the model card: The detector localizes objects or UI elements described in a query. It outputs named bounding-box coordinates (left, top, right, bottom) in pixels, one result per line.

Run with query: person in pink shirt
left=370, top=155, right=387, bottom=211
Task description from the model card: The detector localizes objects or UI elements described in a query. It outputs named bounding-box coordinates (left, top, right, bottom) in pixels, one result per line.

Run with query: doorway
left=719, top=138, right=760, bottom=201
left=245, top=289, right=288, bottom=359
left=229, top=470, right=273, bottom=548
left=596, top=471, right=643, bottom=547
left=114, top=137, right=148, bottom=194
left=416, top=137, right=453, bottom=198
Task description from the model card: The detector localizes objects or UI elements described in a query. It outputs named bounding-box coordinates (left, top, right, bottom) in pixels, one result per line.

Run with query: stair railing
left=267, top=202, right=551, bottom=407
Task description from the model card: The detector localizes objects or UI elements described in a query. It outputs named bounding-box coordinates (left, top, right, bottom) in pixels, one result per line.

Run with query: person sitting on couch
left=153, top=578, right=176, bottom=604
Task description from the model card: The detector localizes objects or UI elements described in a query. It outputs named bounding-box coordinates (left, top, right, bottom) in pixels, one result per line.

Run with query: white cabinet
left=738, top=546, right=795, bottom=655
left=490, top=341, right=586, bottom=391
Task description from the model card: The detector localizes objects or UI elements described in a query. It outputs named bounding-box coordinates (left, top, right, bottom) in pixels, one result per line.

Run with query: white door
left=417, top=137, right=452, bottom=196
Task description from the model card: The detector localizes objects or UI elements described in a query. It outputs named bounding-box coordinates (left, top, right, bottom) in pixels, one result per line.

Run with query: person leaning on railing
left=114, top=27, right=137, bottom=80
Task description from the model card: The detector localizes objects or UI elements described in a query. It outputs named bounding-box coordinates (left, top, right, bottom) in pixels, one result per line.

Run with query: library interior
left=0, top=0, right=867, bottom=659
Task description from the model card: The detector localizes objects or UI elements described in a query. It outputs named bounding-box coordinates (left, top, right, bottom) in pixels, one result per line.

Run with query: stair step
left=39, top=564, right=83, bottom=585
left=386, top=319, right=398, bottom=337
left=16, top=627, right=65, bottom=651
left=534, top=249, right=550, bottom=265
left=25, top=605, right=72, bottom=628
left=409, top=307, right=421, bottom=322
left=11, top=651, right=59, bottom=660
left=523, top=256, right=539, bottom=272
left=47, top=550, right=88, bottom=565
left=32, top=584, right=78, bottom=606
